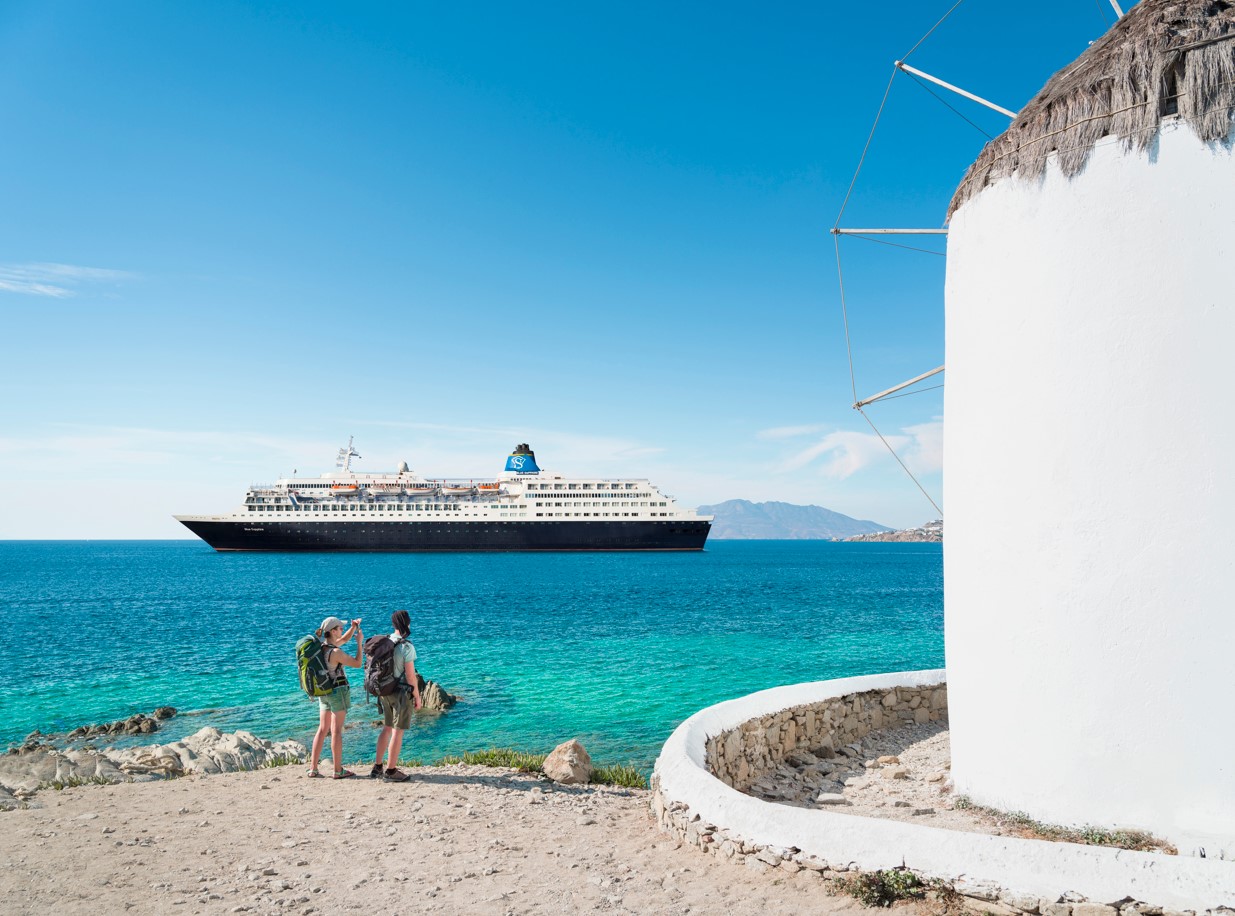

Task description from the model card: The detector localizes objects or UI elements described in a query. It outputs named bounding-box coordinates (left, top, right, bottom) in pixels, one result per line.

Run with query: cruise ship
left=175, top=440, right=712, bottom=552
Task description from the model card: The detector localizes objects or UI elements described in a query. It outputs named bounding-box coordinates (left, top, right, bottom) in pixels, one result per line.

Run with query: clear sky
left=0, top=1, right=1134, bottom=538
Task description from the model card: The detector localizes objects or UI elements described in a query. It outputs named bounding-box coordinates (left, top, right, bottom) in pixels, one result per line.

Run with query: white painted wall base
left=653, top=672, right=1235, bottom=910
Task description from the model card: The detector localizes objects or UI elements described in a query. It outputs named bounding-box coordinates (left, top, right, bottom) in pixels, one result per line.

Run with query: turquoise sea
left=2, top=540, right=942, bottom=771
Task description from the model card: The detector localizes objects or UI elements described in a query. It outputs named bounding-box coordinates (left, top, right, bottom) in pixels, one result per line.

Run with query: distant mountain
left=696, top=500, right=891, bottom=540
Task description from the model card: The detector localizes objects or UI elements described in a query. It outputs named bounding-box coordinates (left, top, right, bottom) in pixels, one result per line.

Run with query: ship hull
left=177, top=518, right=711, bottom=552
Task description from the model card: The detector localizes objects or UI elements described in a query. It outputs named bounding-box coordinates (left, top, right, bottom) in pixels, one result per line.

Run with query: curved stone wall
left=652, top=671, right=1235, bottom=912
left=706, top=682, right=947, bottom=792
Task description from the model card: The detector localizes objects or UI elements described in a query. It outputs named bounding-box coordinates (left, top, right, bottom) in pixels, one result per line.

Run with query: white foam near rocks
left=652, top=671, right=1235, bottom=912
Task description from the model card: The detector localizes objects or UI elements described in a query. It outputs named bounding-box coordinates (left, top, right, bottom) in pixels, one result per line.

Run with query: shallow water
left=2, top=540, right=942, bottom=770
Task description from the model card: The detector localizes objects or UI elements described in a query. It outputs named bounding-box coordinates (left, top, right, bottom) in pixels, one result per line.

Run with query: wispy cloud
left=772, top=418, right=943, bottom=479
left=0, top=262, right=135, bottom=298
left=756, top=424, right=826, bottom=441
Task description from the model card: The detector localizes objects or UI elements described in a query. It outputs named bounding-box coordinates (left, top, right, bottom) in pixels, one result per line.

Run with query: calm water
left=2, top=540, right=942, bottom=770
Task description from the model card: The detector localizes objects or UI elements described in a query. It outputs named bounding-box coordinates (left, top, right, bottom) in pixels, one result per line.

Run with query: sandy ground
left=0, top=763, right=907, bottom=916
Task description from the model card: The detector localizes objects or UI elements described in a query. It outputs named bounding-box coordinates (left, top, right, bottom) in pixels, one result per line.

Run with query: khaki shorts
left=379, top=690, right=413, bottom=730
left=318, top=684, right=351, bottom=714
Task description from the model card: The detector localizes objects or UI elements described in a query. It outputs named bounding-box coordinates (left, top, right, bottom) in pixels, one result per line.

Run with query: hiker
left=370, top=609, right=422, bottom=782
left=308, top=616, right=363, bottom=779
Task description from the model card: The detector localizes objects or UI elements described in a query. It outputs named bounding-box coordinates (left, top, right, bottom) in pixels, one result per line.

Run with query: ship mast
left=336, top=436, right=361, bottom=474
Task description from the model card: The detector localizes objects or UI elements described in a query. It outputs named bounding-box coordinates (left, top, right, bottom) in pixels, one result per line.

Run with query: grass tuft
left=398, top=747, right=648, bottom=787
left=260, top=754, right=301, bottom=769
left=591, top=763, right=648, bottom=789
left=38, top=775, right=118, bottom=791
left=950, top=795, right=1175, bottom=853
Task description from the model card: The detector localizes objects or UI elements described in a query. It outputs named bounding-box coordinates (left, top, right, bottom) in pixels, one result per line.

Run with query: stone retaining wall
left=651, top=671, right=1235, bottom=914
left=705, top=684, right=948, bottom=792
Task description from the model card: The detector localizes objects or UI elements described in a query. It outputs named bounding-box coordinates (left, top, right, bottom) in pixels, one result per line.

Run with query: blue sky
left=0, top=1, right=1131, bottom=537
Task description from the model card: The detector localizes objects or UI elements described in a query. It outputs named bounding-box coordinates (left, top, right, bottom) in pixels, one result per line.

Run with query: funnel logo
left=505, top=454, right=540, bottom=473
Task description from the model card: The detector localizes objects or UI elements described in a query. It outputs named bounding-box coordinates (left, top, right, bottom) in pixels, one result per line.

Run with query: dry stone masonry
left=652, top=682, right=1222, bottom=916
left=705, top=685, right=947, bottom=793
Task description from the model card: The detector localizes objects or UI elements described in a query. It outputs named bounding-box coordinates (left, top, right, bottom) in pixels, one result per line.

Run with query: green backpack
left=296, top=635, right=336, bottom=698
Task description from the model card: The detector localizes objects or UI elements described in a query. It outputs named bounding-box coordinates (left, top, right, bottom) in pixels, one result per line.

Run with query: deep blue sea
left=2, top=540, right=942, bottom=771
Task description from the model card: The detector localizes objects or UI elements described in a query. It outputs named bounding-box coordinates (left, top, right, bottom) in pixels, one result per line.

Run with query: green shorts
left=379, top=690, right=413, bottom=730
left=318, top=684, right=351, bottom=714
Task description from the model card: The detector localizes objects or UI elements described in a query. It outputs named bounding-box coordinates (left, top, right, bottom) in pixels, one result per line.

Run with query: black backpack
left=363, top=635, right=404, bottom=698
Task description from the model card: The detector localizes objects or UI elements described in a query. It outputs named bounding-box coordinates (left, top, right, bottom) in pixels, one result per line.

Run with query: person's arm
left=406, top=659, right=422, bottom=709
left=337, top=626, right=365, bottom=668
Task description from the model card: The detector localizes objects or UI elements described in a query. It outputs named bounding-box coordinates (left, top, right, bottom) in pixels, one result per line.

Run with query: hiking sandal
left=383, top=768, right=410, bottom=782
left=306, top=769, right=323, bottom=778
left=332, top=769, right=356, bottom=779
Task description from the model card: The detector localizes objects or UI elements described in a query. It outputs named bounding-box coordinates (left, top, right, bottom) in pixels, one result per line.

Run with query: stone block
left=1072, top=906, right=1118, bottom=916
left=1001, top=893, right=1040, bottom=913
left=1041, top=905, right=1073, bottom=916
left=914, top=707, right=930, bottom=724
left=955, top=878, right=1001, bottom=902
left=744, top=855, right=772, bottom=874
left=754, top=848, right=783, bottom=866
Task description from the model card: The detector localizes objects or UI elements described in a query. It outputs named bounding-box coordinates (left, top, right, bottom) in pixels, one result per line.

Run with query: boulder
left=414, top=675, right=458, bottom=711
left=542, top=739, right=593, bottom=785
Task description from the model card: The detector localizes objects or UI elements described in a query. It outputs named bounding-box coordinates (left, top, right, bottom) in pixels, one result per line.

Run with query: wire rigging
left=830, top=3, right=966, bottom=520
left=903, top=69, right=995, bottom=140
left=857, top=408, right=945, bottom=519
left=900, top=0, right=966, bottom=63
left=849, top=234, right=943, bottom=256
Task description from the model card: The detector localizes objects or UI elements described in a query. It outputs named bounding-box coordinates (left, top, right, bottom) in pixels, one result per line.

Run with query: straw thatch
left=948, top=0, right=1235, bottom=218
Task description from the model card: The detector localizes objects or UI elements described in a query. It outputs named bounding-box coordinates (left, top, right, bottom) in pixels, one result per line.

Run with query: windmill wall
left=943, top=119, right=1235, bottom=857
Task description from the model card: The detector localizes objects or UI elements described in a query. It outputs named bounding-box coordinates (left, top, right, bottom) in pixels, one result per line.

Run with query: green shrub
left=839, top=868, right=925, bottom=907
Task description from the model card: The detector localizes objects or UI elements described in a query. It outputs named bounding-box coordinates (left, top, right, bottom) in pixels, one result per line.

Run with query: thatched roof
left=948, top=0, right=1235, bottom=218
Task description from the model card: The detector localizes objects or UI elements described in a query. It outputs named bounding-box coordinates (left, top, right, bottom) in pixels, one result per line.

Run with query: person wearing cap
left=308, top=616, right=363, bottom=779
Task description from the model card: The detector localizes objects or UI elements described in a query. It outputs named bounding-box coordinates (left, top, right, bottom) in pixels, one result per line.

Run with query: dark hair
left=391, top=609, right=411, bottom=637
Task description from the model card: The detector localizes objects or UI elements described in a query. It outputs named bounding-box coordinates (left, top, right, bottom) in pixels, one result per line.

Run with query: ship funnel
left=504, top=443, right=540, bottom=473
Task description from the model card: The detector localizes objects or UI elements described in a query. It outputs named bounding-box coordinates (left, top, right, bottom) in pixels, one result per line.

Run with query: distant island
left=696, top=500, right=891, bottom=540
left=845, top=519, right=943, bottom=543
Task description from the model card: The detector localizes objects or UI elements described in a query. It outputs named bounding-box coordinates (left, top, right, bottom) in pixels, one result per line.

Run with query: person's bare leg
left=375, top=726, right=392, bottom=768
left=386, top=729, right=405, bottom=768
left=310, top=705, right=330, bottom=772
left=330, top=711, right=347, bottom=774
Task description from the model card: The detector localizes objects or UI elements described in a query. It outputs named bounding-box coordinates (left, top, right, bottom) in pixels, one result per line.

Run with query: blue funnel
left=504, top=443, right=540, bottom=473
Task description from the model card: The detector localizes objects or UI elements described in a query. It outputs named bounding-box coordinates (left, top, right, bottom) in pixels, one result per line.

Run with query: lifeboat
left=476, top=483, right=501, bottom=494
left=330, top=484, right=360, bottom=495
left=442, top=485, right=475, bottom=496
left=406, top=483, right=436, bottom=496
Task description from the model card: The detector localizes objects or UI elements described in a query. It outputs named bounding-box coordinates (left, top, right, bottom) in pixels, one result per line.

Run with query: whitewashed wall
left=944, top=120, right=1235, bottom=858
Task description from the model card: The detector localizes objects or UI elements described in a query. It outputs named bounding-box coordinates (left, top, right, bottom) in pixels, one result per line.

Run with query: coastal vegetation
left=952, top=796, right=1176, bottom=853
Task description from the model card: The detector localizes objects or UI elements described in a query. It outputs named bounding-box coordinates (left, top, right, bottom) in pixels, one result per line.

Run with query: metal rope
left=901, top=0, right=966, bottom=63
left=870, top=383, right=945, bottom=402
left=847, top=234, right=946, bottom=256
left=903, top=69, right=995, bottom=139
left=834, top=232, right=860, bottom=405
left=857, top=407, right=944, bottom=518
left=834, top=66, right=898, bottom=228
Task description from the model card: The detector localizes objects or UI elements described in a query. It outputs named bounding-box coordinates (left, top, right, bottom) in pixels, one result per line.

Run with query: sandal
left=332, top=768, right=356, bottom=779
left=306, top=769, right=323, bottom=778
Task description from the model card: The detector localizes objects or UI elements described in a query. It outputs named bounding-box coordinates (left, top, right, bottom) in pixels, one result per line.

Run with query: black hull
left=178, top=519, right=711, bottom=552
